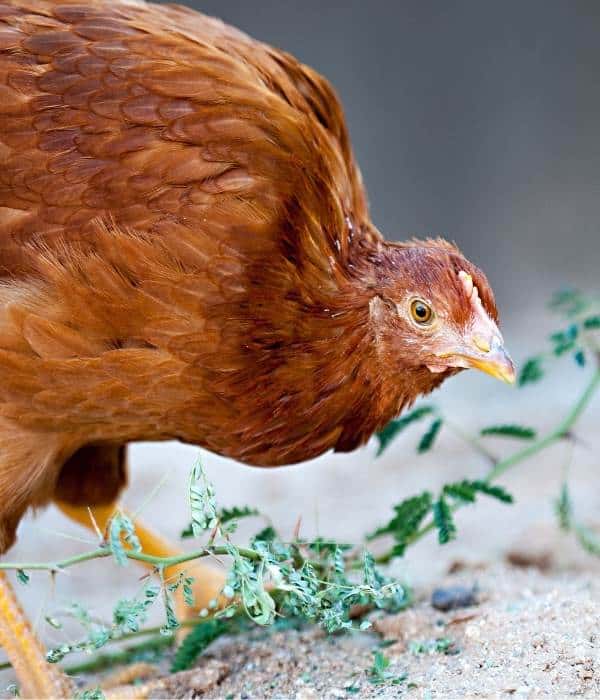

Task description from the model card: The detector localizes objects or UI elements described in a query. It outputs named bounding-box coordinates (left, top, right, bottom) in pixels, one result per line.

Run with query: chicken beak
left=431, top=330, right=516, bottom=384
left=459, top=336, right=516, bottom=384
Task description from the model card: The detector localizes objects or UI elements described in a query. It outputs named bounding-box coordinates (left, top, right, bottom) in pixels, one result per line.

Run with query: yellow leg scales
left=0, top=571, right=74, bottom=699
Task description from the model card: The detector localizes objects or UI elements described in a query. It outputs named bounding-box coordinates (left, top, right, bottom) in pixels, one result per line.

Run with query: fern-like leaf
left=252, top=526, right=277, bottom=543
left=583, top=315, right=600, bottom=330
left=555, top=483, right=572, bottom=531
left=575, top=525, right=600, bottom=557
left=375, top=406, right=434, bottom=456
left=367, top=492, right=432, bottom=552
left=518, top=357, right=544, bottom=386
left=480, top=424, right=536, bottom=440
left=469, top=480, right=513, bottom=503
left=550, top=325, right=579, bottom=356
left=171, top=619, right=228, bottom=672
left=443, top=480, right=514, bottom=504
left=574, top=350, right=586, bottom=367
left=160, top=585, right=180, bottom=637
left=218, top=506, right=260, bottom=524
left=418, top=418, right=443, bottom=453
left=432, top=497, right=456, bottom=544
left=443, top=481, right=477, bottom=502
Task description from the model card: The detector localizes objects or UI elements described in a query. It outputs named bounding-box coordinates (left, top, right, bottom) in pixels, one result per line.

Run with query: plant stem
left=0, top=615, right=222, bottom=676
left=486, top=366, right=600, bottom=482
left=442, top=417, right=498, bottom=466
left=0, top=545, right=260, bottom=573
left=64, top=635, right=172, bottom=676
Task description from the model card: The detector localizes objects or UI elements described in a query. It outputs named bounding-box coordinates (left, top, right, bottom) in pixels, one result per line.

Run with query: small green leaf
left=418, top=418, right=443, bottom=453
left=432, top=497, right=456, bottom=544
left=160, top=584, right=180, bottom=636
left=468, top=481, right=514, bottom=504
left=555, top=483, right=572, bottom=531
left=375, top=406, right=434, bottom=456
left=76, top=689, right=105, bottom=700
left=409, top=636, right=456, bottom=655
left=550, top=325, right=578, bottom=356
left=518, top=357, right=545, bottom=386
left=574, top=350, right=586, bottom=367
left=444, top=479, right=514, bottom=506
left=480, top=424, right=536, bottom=440
left=367, top=491, right=432, bottom=548
left=368, top=651, right=406, bottom=686
left=583, top=315, right=600, bottom=330
left=188, top=458, right=218, bottom=536
left=112, top=584, right=159, bottom=634
left=575, top=525, right=600, bottom=557
left=443, top=481, right=476, bottom=503
left=16, top=569, right=29, bottom=585
left=372, top=650, right=390, bottom=673
left=108, top=513, right=140, bottom=567
left=252, top=525, right=277, bottom=543
left=180, top=523, right=194, bottom=539
left=182, top=576, right=195, bottom=608
left=181, top=505, right=260, bottom=539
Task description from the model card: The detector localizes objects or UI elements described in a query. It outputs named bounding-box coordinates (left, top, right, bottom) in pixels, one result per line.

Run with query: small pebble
left=431, top=585, right=478, bottom=611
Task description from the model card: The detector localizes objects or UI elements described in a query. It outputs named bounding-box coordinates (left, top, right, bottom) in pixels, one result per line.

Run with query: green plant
left=367, top=651, right=406, bottom=686
left=0, top=459, right=409, bottom=678
left=408, top=636, right=458, bottom=655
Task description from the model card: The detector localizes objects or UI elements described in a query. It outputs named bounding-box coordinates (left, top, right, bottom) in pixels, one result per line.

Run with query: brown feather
left=0, top=0, right=499, bottom=551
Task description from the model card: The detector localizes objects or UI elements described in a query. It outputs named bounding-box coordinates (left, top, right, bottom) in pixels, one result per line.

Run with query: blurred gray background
left=3, top=2, right=600, bottom=686
left=193, top=0, right=600, bottom=313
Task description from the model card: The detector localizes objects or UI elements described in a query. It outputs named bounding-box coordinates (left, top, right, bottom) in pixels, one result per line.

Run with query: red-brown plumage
left=0, top=0, right=508, bottom=552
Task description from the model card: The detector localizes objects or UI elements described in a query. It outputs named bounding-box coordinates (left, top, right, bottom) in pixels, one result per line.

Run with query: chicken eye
left=410, top=299, right=433, bottom=325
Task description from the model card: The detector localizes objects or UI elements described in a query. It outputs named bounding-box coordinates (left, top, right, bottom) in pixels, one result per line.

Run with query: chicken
left=0, top=0, right=515, bottom=696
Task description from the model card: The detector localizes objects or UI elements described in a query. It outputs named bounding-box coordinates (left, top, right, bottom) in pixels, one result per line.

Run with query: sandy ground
left=168, top=562, right=600, bottom=699
left=1, top=313, right=600, bottom=697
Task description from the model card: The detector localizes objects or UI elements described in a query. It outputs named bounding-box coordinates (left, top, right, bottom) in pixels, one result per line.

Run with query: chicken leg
left=54, top=501, right=226, bottom=613
left=0, top=571, right=74, bottom=699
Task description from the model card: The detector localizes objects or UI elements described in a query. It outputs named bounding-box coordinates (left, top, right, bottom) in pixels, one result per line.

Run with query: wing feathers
left=22, top=315, right=104, bottom=358
left=0, top=0, right=373, bottom=277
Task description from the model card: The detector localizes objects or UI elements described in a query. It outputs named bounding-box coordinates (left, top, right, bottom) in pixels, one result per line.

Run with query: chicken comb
left=458, top=270, right=482, bottom=308
left=458, top=269, right=500, bottom=343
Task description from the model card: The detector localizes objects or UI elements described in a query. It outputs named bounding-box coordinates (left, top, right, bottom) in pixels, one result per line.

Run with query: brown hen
left=0, top=0, right=514, bottom=696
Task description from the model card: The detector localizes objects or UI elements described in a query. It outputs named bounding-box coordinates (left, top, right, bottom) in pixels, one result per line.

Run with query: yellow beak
left=464, top=345, right=516, bottom=384
left=433, top=335, right=516, bottom=384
